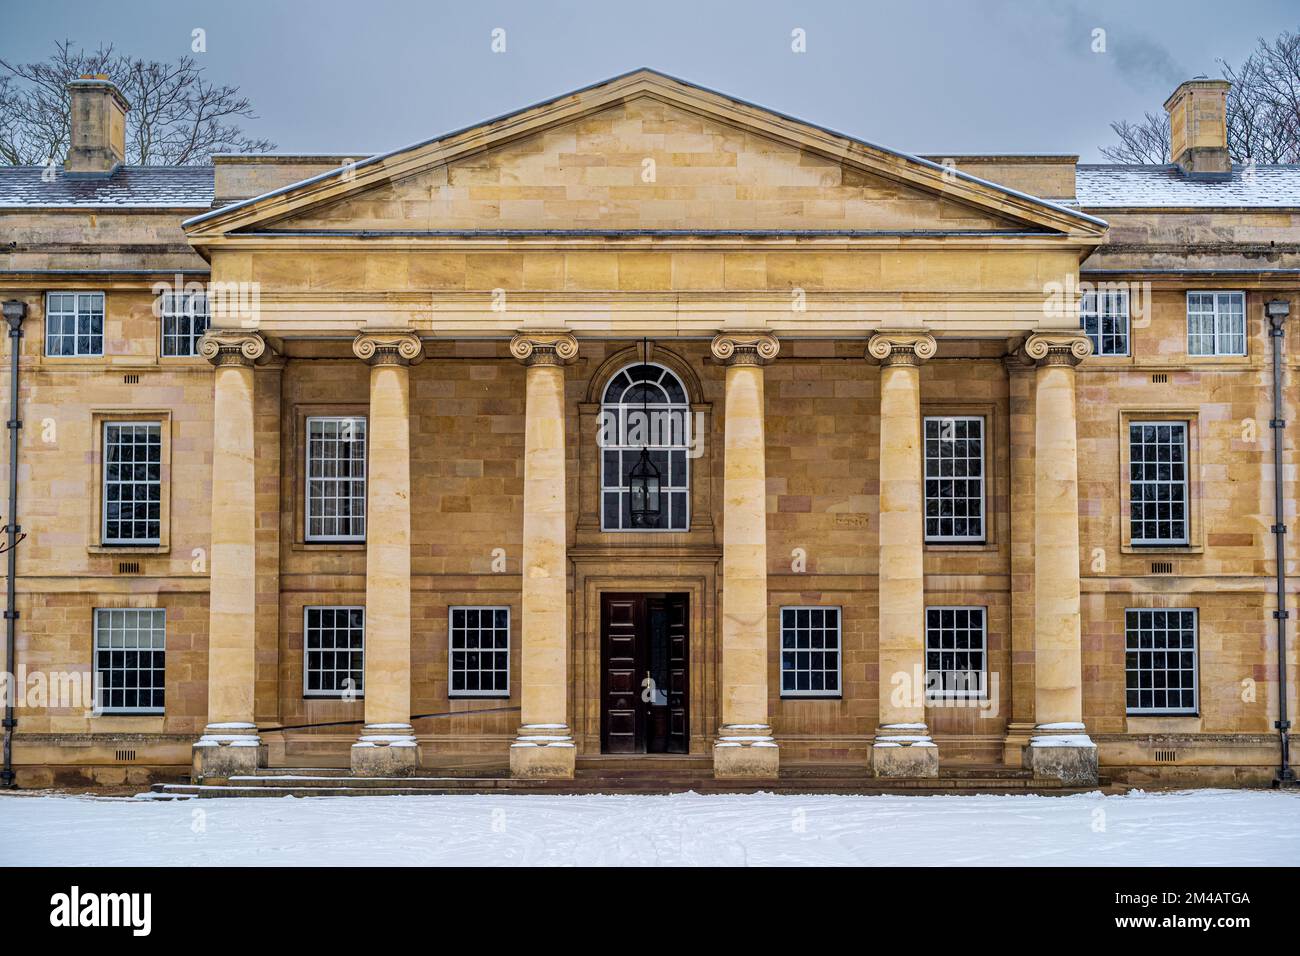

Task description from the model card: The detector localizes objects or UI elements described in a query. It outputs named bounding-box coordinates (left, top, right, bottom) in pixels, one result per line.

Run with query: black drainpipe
left=1267, top=298, right=1294, bottom=788
left=1, top=299, right=25, bottom=789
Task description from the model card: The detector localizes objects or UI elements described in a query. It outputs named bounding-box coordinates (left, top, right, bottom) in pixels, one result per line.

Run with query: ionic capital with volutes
left=509, top=330, right=579, bottom=367
left=1022, top=331, right=1092, bottom=368
left=710, top=330, right=780, bottom=367
left=866, top=330, right=937, bottom=367
left=352, top=330, right=425, bottom=367
left=198, top=329, right=272, bottom=368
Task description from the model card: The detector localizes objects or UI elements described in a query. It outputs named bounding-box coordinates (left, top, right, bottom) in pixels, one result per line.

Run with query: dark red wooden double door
left=600, top=593, right=689, bottom=754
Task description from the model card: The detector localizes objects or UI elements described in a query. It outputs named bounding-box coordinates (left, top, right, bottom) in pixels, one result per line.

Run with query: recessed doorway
left=600, top=593, right=689, bottom=754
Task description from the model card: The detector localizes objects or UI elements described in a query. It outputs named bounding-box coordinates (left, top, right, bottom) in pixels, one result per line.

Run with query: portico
left=182, top=69, right=1106, bottom=785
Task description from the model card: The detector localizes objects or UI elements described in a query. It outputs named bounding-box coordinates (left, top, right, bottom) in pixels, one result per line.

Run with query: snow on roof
left=0, top=165, right=214, bottom=208
left=1075, top=164, right=1300, bottom=208
left=1, top=158, right=1296, bottom=213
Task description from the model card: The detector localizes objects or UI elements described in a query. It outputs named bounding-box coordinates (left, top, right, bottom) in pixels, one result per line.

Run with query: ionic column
left=509, top=331, right=578, bottom=778
left=867, top=330, right=939, bottom=777
left=711, top=331, right=780, bottom=779
left=192, top=330, right=271, bottom=780
left=351, top=331, right=424, bottom=776
left=1022, top=331, right=1098, bottom=785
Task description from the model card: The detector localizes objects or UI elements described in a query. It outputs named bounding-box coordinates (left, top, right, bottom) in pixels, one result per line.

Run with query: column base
left=192, top=723, right=262, bottom=781
left=509, top=725, right=576, bottom=779
left=351, top=724, right=419, bottom=777
left=713, top=725, right=779, bottom=779
left=1023, top=724, right=1098, bottom=786
left=1002, top=721, right=1036, bottom=766
left=870, top=724, right=939, bottom=777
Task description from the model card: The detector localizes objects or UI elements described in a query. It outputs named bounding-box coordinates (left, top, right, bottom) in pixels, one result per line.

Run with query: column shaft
left=720, top=362, right=768, bottom=726
left=192, top=331, right=267, bottom=780
left=868, top=331, right=938, bottom=777
left=351, top=331, right=422, bottom=776
left=208, top=361, right=257, bottom=726
left=509, top=331, right=577, bottom=778
left=1022, top=331, right=1097, bottom=785
left=1033, top=360, right=1083, bottom=725
left=711, top=331, right=779, bottom=779
left=520, top=362, right=568, bottom=727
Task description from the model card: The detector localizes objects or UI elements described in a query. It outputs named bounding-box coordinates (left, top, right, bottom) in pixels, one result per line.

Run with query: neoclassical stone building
left=1, top=70, right=1296, bottom=789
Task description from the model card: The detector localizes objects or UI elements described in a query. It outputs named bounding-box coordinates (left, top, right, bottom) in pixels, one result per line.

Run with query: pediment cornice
left=184, top=69, right=1107, bottom=249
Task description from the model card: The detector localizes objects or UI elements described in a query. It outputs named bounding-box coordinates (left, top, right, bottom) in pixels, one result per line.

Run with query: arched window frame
left=599, top=362, right=692, bottom=532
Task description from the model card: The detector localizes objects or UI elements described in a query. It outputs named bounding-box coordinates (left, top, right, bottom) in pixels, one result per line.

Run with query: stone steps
left=148, top=766, right=1120, bottom=799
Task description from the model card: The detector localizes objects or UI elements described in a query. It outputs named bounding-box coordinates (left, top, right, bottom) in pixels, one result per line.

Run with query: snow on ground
left=1, top=789, right=1296, bottom=866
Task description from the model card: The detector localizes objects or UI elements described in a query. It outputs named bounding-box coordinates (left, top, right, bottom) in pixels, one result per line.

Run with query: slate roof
left=1, top=159, right=1297, bottom=212
left=1074, top=164, right=1300, bottom=208
left=0, top=165, right=214, bottom=208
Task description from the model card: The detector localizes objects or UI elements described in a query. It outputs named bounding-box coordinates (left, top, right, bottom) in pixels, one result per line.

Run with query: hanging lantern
left=628, top=446, right=662, bottom=528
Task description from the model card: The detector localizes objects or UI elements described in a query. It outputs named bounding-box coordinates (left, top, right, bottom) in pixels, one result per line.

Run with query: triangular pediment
left=185, top=69, right=1105, bottom=242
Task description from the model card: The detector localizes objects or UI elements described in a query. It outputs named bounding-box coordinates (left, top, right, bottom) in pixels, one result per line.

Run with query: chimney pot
left=1163, top=79, right=1231, bottom=180
left=64, top=77, right=130, bottom=177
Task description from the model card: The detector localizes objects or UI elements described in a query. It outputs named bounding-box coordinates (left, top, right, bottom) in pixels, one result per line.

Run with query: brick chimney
left=1163, top=78, right=1231, bottom=180
left=64, top=74, right=129, bottom=176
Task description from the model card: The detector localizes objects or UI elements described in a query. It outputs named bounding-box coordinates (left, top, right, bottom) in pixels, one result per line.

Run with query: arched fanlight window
left=600, top=362, right=691, bottom=531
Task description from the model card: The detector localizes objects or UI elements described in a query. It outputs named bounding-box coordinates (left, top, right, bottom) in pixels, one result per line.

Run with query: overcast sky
left=4, top=0, right=1297, bottom=161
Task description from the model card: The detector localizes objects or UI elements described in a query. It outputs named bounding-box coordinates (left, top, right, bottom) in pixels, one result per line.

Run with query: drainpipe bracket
left=4, top=419, right=19, bottom=430
left=1277, top=720, right=1292, bottom=731
left=1274, top=610, right=1290, bottom=620
left=2, top=610, right=16, bottom=621
left=1272, top=524, right=1288, bottom=535
left=1271, top=418, right=1286, bottom=429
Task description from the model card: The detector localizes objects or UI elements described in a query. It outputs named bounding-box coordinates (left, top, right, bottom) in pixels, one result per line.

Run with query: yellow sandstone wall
left=1, top=289, right=212, bottom=786
left=5, top=301, right=1295, bottom=781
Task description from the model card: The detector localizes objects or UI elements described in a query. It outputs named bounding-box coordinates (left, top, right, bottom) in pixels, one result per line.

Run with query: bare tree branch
left=1100, top=112, right=1171, bottom=164
left=1103, top=27, right=1300, bottom=165
left=0, top=39, right=274, bottom=166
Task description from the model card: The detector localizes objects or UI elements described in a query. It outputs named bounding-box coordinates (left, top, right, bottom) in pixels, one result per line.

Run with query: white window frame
left=1186, top=291, right=1246, bottom=357
left=44, top=291, right=104, bottom=357
left=599, top=362, right=692, bottom=533
left=159, top=289, right=209, bottom=357
left=923, top=415, right=985, bottom=543
left=448, top=606, right=511, bottom=699
left=1125, top=608, right=1199, bottom=715
left=1129, top=421, right=1189, bottom=546
left=304, top=416, right=367, bottom=542
left=779, top=605, right=843, bottom=699
left=925, top=606, right=988, bottom=701
left=93, top=608, right=166, bottom=715
left=302, top=605, right=365, bottom=699
left=102, top=420, right=163, bottom=546
left=1080, top=286, right=1130, bottom=357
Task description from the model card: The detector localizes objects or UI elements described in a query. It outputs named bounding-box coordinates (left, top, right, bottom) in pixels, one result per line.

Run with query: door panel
left=646, top=598, right=670, bottom=753
left=664, top=593, right=689, bottom=754
left=601, top=595, right=641, bottom=754
left=600, top=592, right=690, bottom=754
